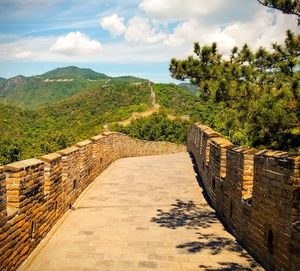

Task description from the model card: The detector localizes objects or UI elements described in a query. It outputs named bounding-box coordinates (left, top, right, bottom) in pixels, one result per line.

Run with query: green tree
left=0, top=139, right=21, bottom=165
left=169, top=30, right=300, bottom=151
left=111, top=112, right=191, bottom=144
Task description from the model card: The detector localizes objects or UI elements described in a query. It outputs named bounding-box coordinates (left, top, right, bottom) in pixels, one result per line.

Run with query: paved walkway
left=21, top=153, right=263, bottom=271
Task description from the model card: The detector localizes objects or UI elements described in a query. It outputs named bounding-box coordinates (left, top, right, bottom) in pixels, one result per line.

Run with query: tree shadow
left=199, top=262, right=253, bottom=271
left=150, top=153, right=262, bottom=270
left=177, top=232, right=259, bottom=269
left=151, top=201, right=261, bottom=270
left=177, top=232, right=243, bottom=255
left=151, top=199, right=218, bottom=230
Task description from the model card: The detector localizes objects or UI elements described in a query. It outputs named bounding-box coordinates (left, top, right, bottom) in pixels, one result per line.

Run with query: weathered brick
left=0, top=133, right=185, bottom=271
left=187, top=124, right=300, bottom=271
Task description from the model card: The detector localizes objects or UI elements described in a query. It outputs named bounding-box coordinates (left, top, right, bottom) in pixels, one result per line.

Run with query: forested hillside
left=0, top=72, right=154, bottom=164
left=153, top=83, right=202, bottom=118
left=41, top=66, right=109, bottom=80
left=111, top=112, right=191, bottom=144
left=0, top=67, right=197, bottom=165
left=0, top=66, right=147, bottom=109
left=0, top=78, right=101, bottom=108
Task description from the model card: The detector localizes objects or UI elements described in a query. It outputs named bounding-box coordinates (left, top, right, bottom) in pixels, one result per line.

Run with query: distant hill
left=153, top=83, right=201, bottom=117
left=0, top=75, right=101, bottom=108
left=0, top=75, right=26, bottom=93
left=42, top=66, right=109, bottom=80
left=0, top=75, right=26, bottom=97
left=0, top=67, right=150, bottom=109
left=110, top=76, right=147, bottom=84
left=0, top=80, right=152, bottom=164
left=178, top=82, right=199, bottom=95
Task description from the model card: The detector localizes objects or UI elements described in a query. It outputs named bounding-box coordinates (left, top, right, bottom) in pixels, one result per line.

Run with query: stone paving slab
left=19, top=152, right=264, bottom=271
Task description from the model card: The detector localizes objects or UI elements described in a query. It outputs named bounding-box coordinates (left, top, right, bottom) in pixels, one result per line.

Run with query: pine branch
left=257, top=0, right=300, bottom=17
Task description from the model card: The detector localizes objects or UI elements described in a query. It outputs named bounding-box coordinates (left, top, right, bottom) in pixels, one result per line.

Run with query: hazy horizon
left=0, top=64, right=180, bottom=83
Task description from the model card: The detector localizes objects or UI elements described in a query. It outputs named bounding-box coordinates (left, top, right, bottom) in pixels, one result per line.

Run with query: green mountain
left=0, top=75, right=26, bottom=97
left=42, top=66, right=109, bottom=80
left=0, top=67, right=149, bottom=109
left=0, top=76, right=102, bottom=108
left=0, top=67, right=110, bottom=108
left=0, top=79, right=152, bottom=164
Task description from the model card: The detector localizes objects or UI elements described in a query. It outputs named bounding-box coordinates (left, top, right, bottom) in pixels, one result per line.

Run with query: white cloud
left=0, top=36, right=57, bottom=61
left=164, top=8, right=299, bottom=56
left=50, top=32, right=102, bottom=56
left=125, top=16, right=166, bottom=43
left=99, top=2, right=299, bottom=53
left=140, top=0, right=224, bottom=21
left=0, top=7, right=298, bottom=66
left=101, top=42, right=178, bottom=63
left=13, top=49, right=35, bottom=59
left=100, top=14, right=166, bottom=44
left=222, top=9, right=299, bottom=51
left=164, top=18, right=238, bottom=54
left=100, top=13, right=126, bottom=36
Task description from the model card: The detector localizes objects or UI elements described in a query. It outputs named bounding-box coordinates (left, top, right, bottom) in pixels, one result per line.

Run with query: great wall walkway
left=19, top=152, right=263, bottom=271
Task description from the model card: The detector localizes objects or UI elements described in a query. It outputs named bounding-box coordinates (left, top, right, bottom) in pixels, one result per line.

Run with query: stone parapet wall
left=0, top=133, right=185, bottom=271
left=187, top=123, right=300, bottom=271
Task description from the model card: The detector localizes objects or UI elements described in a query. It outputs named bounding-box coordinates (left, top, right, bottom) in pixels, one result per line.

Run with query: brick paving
left=20, top=152, right=264, bottom=271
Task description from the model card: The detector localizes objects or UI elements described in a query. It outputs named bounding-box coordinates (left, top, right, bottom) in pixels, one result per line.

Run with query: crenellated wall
left=0, top=132, right=185, bottom=271
left=2, top=125, right=298, bottom=271
left=188, top=124, right=300, bottom=271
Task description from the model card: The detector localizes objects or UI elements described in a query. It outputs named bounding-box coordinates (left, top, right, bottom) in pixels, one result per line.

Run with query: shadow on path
left=177, top=232, right=246, bottom=255
left=151, top=199, right=218, bottom=230
left=151, top=200, right=260, bottom=270
left=177, top=232, right=259, bottom=269
left=199, top=262, right=253, bottom=271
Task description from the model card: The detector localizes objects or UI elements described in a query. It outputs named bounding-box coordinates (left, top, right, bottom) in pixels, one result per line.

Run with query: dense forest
left=0, top=72, right=153, bottom=164
left=111, top=112, right=191, bottom=144
left=153, top=83, right=201, bottom=118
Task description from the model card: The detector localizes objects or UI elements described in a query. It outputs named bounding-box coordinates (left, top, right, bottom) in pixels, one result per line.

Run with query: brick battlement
left=0, top=133, right=185, bottom=271
left=187, top=123, right=300, bottom=271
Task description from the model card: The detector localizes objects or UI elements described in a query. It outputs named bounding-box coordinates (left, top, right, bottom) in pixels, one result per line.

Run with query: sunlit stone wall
left=0, top=132, right=185, bottom=271
left=188, top=124, right=300, bottom=271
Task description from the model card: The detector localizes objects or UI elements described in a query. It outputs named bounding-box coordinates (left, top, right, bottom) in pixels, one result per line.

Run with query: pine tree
left=257, top=0, right=300, bottom=24
left=169, top=31, right=300, bottom=150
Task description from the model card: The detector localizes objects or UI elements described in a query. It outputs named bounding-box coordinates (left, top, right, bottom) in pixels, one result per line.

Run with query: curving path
left=19, top=153, right=264, bottom=271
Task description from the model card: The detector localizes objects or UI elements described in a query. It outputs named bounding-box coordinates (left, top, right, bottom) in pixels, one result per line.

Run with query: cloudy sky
left=0, top=0, right=298, bottom=82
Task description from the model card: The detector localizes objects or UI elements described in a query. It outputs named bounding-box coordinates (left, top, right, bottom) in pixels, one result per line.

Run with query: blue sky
left=0, top=0, right=298, bottom=82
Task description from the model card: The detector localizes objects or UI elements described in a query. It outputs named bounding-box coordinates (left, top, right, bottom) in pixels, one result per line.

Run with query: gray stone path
left=21, top=153, right=264, bottom=271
